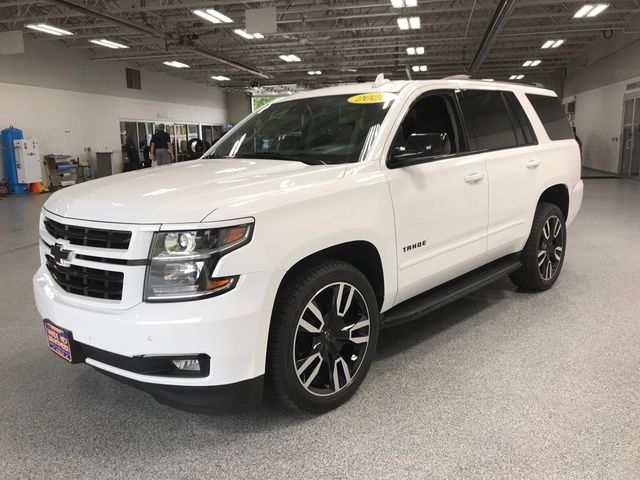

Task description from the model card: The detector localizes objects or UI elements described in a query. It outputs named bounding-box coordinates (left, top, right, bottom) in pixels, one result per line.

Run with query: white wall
left=563, top=39, right=640, bottom=173
left=0, top=37, right=227, bottom=180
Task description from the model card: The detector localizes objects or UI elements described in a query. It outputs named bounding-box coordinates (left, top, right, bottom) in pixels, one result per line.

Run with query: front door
left=386, top=91, right=489, bottom=304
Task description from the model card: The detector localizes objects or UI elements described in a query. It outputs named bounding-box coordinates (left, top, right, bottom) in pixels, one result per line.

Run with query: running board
left=381, top=253, right=522, bottom=328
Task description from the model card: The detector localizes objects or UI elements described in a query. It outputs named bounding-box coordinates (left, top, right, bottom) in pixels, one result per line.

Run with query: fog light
left=172, top=359, right=200, bottom=371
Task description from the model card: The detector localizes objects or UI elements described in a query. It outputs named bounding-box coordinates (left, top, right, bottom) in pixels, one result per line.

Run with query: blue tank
left=1, top=126, right=27, bottom=194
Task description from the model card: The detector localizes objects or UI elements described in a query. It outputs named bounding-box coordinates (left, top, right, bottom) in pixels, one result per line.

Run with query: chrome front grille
left=44, top=217, right=131, bottom=250
left=45, top=255, right=124, bottom=300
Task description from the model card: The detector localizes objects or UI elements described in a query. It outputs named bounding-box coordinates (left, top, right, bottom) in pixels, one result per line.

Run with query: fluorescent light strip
left=397, top=17, right=409, bottom=30
left=211, top=75, right=230, bottom=81
left=90, top=39, right=128, bottom=49
left=409, top=16, right=421, bottom=29
left=306, top=70, right=322, bottom=75
left=412, top=65, right=427, bottom=72
left=416, top=46, right=425, bottom=54
left=193, top=10, right=221, bottom=24
left=391, top=0, right=417, bottom=6
left=530, top=60, right=541, bottom=66
left=234, top=29, right=263, bottom=40
left=234, top=29, right=253, bottom=39
left=541, top=40, right=555, bottom=49
left=407, top=47, right=416, bottom=55
left=516, top=74, right=524, bottom=80
left=523, top=60, right=532, bottom=67
left=192, top=8, right=233, bottom=24
left=163, top=61, right=189, bottom=68
left=26, top=24, right=73, bottom=36
left=587, top=3, right=609, bottom=16
left=279, top=54, right=301, bottom=62
left=552, top=39, right=565, bottom=48
left=574, top=3, right=609, bottom=18
left=206, top=8, right=233, bottom=23
left=573, top=5, right=593, bottom=17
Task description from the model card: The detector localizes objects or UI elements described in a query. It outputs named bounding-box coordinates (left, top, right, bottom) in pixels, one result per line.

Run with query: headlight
left=144, top=223, right=253, bottom=302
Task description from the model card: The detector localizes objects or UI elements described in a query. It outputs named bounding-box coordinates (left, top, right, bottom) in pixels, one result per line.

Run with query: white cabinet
left=13, top=138, right=42, bottom=184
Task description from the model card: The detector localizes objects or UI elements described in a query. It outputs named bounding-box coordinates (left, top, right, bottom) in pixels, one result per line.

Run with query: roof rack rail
left=442, top=74, right=471, bottom=80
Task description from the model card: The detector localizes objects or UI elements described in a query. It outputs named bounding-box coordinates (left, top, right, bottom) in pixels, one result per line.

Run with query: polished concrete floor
left=1, top=179, right=639, bottom=479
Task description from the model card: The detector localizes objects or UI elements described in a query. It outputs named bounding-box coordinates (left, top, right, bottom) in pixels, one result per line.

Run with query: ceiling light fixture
left=509, top=74, right=525, bottom=80
left=573, top=3, right=609, bottom=18
left=163, top=61, right=190, bottom=68
left=523, top=60, right=532, bottom=67
left=26, top=24, right=73, bottom=36
left=523, top=60, right=541, bottom=67
left=211, top=75, right=230, bottom=81
left=89, top=39, right=128, bottom=49
left=406, top=46, right=425, bottom=55
left=397, top=16, right=420, bottom=30
left=307, top=70, right=322, bottom=75
left=542, top=39, right=565, bottom=49
left=412, top=65, right=427, bottom=72
left=192, top=9, right=233, bottom=24
left=279, top=54, right=301, bottom=62
left=234, top=29, right=263, bottom=39
left=391, top=0, right=417, bottom=7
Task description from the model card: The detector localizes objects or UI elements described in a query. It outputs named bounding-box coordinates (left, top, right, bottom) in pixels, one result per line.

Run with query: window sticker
left=347, top=93, right=396, bottom=104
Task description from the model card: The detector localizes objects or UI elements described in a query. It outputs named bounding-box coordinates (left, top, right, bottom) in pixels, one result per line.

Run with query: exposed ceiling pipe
left=184, top=44, right=270, bottom=79
left=467, top=0, right=518, bottom=75
left=47, top=0, right=269, bottom=79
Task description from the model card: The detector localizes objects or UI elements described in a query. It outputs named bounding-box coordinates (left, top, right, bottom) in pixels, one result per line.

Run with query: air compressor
left=1, top=126, right=41, bottom=195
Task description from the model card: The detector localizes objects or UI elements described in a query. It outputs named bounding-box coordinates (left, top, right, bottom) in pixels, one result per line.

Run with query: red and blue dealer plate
left=44, top=321, right=73, bottom=362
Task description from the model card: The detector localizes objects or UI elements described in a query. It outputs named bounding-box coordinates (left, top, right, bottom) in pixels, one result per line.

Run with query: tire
left=510, top=202, right=567, bottom=291
left=187, top=138, right=206, bottom=158
left=267, top=260, right=380, bottom=413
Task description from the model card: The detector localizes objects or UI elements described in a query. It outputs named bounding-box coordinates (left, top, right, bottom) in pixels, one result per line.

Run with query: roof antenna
left=373, top=73, right=388, bottom=87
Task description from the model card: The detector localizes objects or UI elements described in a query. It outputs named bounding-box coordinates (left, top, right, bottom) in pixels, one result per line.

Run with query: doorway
left=619, top=92, right=640, bottom=179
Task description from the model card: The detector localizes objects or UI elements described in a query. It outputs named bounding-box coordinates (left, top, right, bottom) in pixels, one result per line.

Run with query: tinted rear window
left=526, top=94, right=574, bottom=141
left=457, top=90, right=518, bottom=151
left=503, top=92, right=536, bottom=145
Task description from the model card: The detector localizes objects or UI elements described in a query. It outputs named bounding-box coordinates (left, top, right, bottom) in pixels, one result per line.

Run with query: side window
left=391, top=93, right=462, bottom=159
left=503, top=92, right=537, bottom=145
left=526, top=94, right=574, bottom=141
left=457, top=90, right=518, bottom=151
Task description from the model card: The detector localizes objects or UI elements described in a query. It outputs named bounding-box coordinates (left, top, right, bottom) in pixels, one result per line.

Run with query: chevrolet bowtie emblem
left=51, top=243, right=72, bottom=266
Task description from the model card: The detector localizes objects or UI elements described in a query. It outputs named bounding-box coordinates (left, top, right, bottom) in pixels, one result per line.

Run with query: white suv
left=34, top=78, right=583, bottom=413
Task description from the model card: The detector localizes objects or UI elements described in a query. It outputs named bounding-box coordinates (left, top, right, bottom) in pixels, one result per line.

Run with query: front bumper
left=34, top=266, right=284, bottom=412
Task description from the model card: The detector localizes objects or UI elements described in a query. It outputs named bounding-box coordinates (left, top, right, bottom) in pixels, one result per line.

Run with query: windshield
left=206, top=93, right=396, bottom=165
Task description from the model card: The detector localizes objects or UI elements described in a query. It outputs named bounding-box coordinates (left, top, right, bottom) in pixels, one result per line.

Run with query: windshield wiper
left=234, top=152, right=326, bottom=165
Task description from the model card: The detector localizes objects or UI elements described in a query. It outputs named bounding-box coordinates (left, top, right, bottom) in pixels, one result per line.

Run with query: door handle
left=464, top=172, right=484, bottom=183
left=526, top=159, right=541, bottom=169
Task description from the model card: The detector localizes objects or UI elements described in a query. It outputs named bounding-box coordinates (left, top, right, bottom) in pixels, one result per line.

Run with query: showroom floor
left=1, top=179, right=639, bottom=479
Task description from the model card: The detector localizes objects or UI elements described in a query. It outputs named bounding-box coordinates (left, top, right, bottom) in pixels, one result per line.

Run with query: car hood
left=44, top=158, right=346, bottom=224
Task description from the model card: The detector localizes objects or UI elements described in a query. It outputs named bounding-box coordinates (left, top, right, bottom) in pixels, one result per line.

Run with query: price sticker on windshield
left=348, top=93, right=396, bottom=104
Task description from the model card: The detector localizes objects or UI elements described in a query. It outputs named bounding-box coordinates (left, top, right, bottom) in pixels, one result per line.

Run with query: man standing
left=150, top=124, right=174, bottom=166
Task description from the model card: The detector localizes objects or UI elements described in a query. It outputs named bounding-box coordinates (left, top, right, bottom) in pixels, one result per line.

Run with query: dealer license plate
left=44, top=320, right=73, bottom=362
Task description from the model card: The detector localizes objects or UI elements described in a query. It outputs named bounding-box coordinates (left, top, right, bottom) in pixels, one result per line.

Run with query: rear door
left=456, top=89, right=540, bottom=260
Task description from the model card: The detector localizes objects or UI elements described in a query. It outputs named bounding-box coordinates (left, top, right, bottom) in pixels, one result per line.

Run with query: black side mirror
left=390, top=132, right=451, bottom=167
